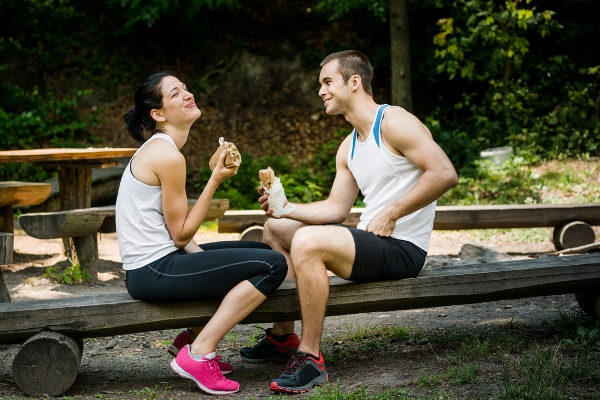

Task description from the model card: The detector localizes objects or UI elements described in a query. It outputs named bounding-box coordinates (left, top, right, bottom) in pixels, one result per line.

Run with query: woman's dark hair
left=123, top=71, right=174, bottom=143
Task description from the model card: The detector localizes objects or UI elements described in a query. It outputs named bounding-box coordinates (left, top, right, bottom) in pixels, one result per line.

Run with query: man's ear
left=350, top=75, right=362, bottom=92
left=150, top=109, right=165, bottom=122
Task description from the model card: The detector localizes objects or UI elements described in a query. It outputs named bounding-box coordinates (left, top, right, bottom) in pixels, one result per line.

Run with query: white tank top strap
left=350, top=104, right=389, bottom=161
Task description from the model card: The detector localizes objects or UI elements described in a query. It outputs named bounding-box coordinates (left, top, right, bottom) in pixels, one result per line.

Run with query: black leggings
left=125, top=241, right=288, bottom=302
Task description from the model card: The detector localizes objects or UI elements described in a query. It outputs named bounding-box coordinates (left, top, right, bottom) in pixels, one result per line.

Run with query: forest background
left=1, top=0, right=599, bottom=209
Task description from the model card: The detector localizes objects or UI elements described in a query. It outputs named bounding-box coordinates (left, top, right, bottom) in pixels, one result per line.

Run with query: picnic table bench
left=1, top=253, right=600, bottom=396
left=16, top=199, right=230, bottom=282
left=0, top=181, right=52, bottom=232
left=219, top=203, right=600, bottom=250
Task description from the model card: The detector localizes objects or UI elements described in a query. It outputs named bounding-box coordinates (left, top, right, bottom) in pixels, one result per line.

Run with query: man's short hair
left=320, top=50, right=374, bottom=96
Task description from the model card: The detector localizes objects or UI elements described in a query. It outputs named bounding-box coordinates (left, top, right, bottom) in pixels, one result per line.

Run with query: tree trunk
left=390, top=0, right=413, bottom=111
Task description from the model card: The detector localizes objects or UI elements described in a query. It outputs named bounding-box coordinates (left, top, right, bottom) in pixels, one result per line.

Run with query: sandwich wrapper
left=263, top=177, right=296, bottom=218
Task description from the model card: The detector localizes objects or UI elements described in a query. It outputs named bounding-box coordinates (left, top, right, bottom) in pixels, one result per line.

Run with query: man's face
left=318, top=60, right=352, bottom=115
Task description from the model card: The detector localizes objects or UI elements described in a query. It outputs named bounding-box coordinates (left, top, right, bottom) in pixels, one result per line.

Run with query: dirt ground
left=0, top=228, right=593, bottom=399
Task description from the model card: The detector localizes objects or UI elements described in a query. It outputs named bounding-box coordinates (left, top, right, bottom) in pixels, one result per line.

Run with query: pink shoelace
left=206, top=356, right=227, bottom=381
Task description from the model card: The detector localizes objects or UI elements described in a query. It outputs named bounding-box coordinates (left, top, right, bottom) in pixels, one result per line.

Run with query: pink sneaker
left=168, top=330, right=233, bottom=375
left=170, top=345, right=240, bottom=395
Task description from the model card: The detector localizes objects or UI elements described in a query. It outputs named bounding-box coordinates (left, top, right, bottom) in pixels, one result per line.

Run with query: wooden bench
left=16, top=199, right=230, bottom=282
left=1, top=253, right=600, bottom=396
left=220, top=203, right=600, bottom=249
left=0, top=181, right=52, bottom=232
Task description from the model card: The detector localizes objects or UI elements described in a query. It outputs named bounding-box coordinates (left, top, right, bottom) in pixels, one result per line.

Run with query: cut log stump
left=12, top=330, right=83, bottom=397
left=240, top=225, right=264, bottom=242
left=553, top=221, right=596, bottom=250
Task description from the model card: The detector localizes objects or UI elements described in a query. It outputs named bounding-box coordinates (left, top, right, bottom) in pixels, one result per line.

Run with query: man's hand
left=365, top=204, right=397, bottom=237
left=257, top=184, right=290, bottom=217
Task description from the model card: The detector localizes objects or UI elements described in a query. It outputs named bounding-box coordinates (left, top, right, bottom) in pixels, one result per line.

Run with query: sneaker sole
left=269, top=373, right=328, bottom=394
left=170, top=359, right=239, bottom=395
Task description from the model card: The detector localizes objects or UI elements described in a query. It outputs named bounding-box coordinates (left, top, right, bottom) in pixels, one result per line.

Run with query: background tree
left=390, top=0, right=413, bottom=111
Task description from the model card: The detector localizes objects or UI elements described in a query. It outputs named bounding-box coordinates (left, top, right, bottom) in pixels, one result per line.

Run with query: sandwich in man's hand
left=258, top=167, right=296, bottom=218
left=259, top=167, right=275, bottom=190
left=208, top=137, right=242, bottom=170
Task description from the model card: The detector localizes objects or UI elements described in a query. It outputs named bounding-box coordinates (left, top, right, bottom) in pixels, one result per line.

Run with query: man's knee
left=290, top=227, right=324, bottom=262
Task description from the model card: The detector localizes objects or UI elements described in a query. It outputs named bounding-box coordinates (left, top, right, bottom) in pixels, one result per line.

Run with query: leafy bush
left=439, top=156, right=542, bottom=205
left=0, top=83, right=100, bottom=182
left=188, top=129, right=349, bottom=209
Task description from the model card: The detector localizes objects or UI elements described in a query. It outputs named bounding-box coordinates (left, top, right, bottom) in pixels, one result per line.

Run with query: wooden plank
left=0, top=181, right=52, bottom=208
left=1, top=253, right=599, bottom=344
left=99, top=199, right=230, bottom=233
left=18, top=207, right=112, bottom=239
left=217, top=204, right=600, bottom=233
left=0, top=148, right=137, bottom=164
left=19, top=199, right=230, bottom=238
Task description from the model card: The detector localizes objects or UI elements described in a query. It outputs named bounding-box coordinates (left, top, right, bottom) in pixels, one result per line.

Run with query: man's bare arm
left=365, top=108, right=458, bottom=236
left=259, top=135, right=359, bottom=224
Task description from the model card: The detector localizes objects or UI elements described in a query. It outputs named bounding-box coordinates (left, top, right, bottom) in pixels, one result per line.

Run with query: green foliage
left=440, top=156, right=542, bottom=205
left=499, top=346, right=599, bottom=399
left=44, top=263, right=91, bottom=285
left=189, top=129, right=349, bottom=210
left=430, top=0, right=600, bottom=167
left=443, top=363, right=479, bottom=385
left=0, top=82, right=100, bottom=182
left=315, top=0, right=388, bottom=22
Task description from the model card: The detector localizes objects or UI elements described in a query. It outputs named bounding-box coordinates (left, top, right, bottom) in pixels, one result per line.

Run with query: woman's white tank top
left=116, top=133, right=179, bottom=270
left=348, top=104, right=436, bottom=251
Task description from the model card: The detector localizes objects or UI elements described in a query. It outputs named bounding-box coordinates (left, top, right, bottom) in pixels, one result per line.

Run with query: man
left=240, top=50, right=458, bottom=394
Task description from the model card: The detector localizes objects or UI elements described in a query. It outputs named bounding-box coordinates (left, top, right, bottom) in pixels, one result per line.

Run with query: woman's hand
left=210, top=150, right=239, bottom=184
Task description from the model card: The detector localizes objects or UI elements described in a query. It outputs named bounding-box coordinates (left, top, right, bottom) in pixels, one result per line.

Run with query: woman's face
left=156, top=75, right=201, bottom=126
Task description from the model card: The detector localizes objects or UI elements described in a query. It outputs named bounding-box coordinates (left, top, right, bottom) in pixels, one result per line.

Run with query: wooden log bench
left=16, top=199, right=230, bottom=282
left=219, top=203, right=600, bottom=249
left=0, top=181, right=52, bottom=232
left=1, top=253, right=600, bottom=396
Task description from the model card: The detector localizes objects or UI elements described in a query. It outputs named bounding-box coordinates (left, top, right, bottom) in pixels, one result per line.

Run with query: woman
left=116, top=71, right=287, bottom=395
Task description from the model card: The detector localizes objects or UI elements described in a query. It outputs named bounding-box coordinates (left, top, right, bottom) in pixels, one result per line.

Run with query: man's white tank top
left=116, top=133, right=179, bottom=270
left=348, top=104, right=436, bottom=251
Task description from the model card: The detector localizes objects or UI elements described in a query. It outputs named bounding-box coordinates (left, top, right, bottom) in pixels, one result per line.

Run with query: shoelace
left=283, top=354, right=308, bottom=375
left=206, top=357, right=226, bottom=381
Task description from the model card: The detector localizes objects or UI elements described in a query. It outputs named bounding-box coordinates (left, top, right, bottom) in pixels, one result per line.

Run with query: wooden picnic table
left=0, top=148, right=137, bottom=212
left=0, top=148, right=137, bottom=276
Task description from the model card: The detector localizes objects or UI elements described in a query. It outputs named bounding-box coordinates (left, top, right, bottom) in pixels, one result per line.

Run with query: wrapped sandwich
left=258, top=167, right=296, bottom=218
left=209, top=137, right=242, bottom=170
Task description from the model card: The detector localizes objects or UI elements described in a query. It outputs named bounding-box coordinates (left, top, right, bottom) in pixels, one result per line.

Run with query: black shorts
left=342, top=226, right=427, bottom=281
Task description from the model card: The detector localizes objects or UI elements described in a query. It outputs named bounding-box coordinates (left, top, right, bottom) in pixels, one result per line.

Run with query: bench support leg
left=575, top=290, right=600, bottom=320
left=0, top=205, right=14, bottom=233
left=73, top=233, right=99, bottom=284
left=12, top=330, right=83, bottom=397
left=0, top=232, right=13, bottom=303
left=58, top=166, right=97, bottom=280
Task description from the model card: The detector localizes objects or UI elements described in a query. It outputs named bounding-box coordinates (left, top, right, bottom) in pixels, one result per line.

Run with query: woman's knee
left=268, top=251, right=288, bottom=282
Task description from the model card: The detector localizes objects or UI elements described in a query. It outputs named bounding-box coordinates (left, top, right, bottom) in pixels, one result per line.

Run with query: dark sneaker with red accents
left=270, top=350, right=328, bottom=394
left=240, top=328, right=300, bottom=364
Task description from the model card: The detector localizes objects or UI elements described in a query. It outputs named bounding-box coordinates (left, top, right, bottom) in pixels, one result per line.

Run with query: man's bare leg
left=290, top=225, right=355, bottom=356
left=262, top=218, right=306, bottom=335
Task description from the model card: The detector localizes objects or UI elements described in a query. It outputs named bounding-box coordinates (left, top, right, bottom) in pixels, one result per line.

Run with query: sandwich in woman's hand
left=209, top=137, right=242, bottom=170
left=259, top=167, right=275, bottom=190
